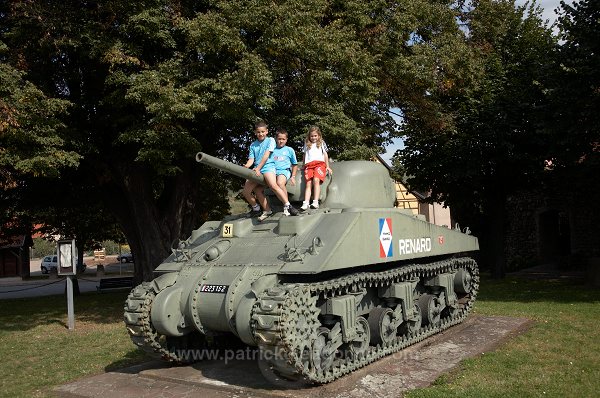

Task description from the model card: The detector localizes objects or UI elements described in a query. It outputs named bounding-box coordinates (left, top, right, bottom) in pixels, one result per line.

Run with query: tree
left=1, top=37, right=80, bottom=242
left=549, top=0, right=599, bottom=174
left=2, top=0, right=477, bottom=280
left=397, top=0, right=556, bottom=277
left=0, top=44, right=78, bottom=183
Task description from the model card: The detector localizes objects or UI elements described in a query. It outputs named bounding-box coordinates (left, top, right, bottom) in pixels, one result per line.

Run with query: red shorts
left=304, top=161, right=327, bottom=182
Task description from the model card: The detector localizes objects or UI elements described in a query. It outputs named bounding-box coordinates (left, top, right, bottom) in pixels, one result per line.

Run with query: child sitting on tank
left=269, top=128, right=299, bottom=216
left=301, top=125, right=332, bottom=210
left=242, top=121, right=275, bottom=220
left=243, top=123, right=299, bottom=221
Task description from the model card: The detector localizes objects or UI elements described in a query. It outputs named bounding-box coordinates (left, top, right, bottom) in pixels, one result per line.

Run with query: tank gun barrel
left=196, top=152, right=264, bottom=185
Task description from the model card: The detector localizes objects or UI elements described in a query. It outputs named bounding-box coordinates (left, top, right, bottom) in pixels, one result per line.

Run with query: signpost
left=57, top=239, right=76, bottom=330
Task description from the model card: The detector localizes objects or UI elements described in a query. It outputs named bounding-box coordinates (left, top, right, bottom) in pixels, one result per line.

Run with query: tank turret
left=196, top=151, right=396, bottom=208
left=125, top=152, right=479, bottom=387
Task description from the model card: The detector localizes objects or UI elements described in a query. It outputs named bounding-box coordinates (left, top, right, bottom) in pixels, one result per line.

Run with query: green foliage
left=0, top=53, right=79, bottom=185
left=396, top=1, right=557, bottom=276
left=2, top=0, right=480, bottom=279
left=30, top=238, right=56, bottom=259
left=400, top=0, right=556, bottom=210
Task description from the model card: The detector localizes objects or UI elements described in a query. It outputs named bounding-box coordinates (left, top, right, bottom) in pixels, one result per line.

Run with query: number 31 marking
left=222, top=223, right=233, bottom=237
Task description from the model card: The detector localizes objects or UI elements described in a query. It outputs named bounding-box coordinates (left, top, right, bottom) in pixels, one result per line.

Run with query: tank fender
left=151, top=271, right=179, bottom=293
left=151, top=284, right=193, bottom=337
left=235, top=274, right=278, bottom=346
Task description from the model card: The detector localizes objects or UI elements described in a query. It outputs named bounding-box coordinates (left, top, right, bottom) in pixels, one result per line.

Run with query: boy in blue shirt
left=242, top=121, right=276, bottom=219
left=267, top=129, right=299, bottom=216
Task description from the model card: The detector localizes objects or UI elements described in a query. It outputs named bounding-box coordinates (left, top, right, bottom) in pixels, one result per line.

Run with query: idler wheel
left=368, top=307, right=396, bottom=345
left=418, top=294, right=443, bottom=327
left=257, top=345, right=309, bottom=388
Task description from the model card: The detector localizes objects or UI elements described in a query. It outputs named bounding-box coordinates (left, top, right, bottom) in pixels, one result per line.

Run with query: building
left=375, top=155, right=452, bottom=227
left=0, top=234, right=32, bottom=278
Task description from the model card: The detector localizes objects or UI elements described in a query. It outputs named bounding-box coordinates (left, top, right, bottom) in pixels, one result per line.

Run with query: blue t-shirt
left=248, top=137, right=276, bottom=169
left=272, top=146, right=298, bottom=173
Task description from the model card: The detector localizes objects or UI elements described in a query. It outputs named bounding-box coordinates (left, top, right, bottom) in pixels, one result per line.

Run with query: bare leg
left=263, top=172, right=289, bottom=204
left=304, top=180, right=312, bottom=203
left=312, top=178, right=321, bottom=202
left=276, top=175, right=289, bottom=201
left=243, top=180, right=259, bottom=207
left=253, top=185, right=270, bottom=212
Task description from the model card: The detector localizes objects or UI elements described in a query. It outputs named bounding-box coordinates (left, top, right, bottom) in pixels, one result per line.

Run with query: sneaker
left=247, top=208, right=262, bottom=217
left=284, top=205, right=299, bottom=216
left=300, top=202, right=309, bottom=211
left=258, top=211, right=273, bottom=221
left=311, top=201, right=319, bottom=209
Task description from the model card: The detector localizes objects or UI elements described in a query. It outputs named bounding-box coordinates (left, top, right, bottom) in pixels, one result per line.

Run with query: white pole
left=66, top=275, right=75, bottom=330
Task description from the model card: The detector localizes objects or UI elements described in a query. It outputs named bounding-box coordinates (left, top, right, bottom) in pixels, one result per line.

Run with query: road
left=0, top=256, right=134, bottom=300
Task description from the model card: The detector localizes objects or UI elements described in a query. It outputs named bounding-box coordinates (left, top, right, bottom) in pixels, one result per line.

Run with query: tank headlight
left=203, top=240, right=232, bottom=261
left=204, top=247, right=220, bottom=261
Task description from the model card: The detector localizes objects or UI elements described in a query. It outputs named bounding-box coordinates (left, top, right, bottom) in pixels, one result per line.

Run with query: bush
left=30, top=238, right=56, bottom=259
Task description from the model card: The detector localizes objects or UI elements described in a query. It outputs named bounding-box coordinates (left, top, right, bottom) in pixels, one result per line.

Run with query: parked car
left=41, top=255, right=58, bottom=274
left=117, top=252, right=134, bottom=263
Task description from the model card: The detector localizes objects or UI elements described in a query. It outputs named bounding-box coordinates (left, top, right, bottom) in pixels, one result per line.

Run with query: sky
left=533, top=0, right=570, bottom=24
left=379, top=0, right=573, bottom=165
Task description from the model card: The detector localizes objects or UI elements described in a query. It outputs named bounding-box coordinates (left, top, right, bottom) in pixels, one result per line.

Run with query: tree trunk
left=99, top=159, right=215, bottom=282
left=483, top=185, right=508, bottom=279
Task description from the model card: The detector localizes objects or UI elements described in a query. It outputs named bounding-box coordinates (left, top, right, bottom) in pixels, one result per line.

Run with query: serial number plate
left=200, top=284, right=229, bottom=294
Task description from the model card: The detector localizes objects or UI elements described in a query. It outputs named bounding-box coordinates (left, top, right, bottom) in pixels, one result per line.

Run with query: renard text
left=398, top=237, right=432, bottom=255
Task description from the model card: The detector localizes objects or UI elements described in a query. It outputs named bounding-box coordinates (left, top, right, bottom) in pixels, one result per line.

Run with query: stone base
left=54, top=315, right=532, bottom=398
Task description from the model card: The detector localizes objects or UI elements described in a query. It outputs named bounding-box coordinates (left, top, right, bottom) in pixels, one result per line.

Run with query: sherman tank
left=124, top=152, right=479, bottom=385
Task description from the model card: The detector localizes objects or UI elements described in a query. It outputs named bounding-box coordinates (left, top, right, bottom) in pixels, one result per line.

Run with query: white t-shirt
left=303, top=141, right=328, bottom=163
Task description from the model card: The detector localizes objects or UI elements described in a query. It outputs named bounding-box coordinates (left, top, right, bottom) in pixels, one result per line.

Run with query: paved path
left=0, top=278, right=102, bottom=299
left=54, top=315, right=532, bottom=398
left=0, top=256, right=134, bottom=299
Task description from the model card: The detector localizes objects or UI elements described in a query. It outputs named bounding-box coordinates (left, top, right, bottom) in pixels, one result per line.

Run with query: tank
left=124, top=152, right=479, bottom=385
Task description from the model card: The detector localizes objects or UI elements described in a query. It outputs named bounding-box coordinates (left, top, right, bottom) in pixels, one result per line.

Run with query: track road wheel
left=418, top=294, right=443, bottom=327
left=368, top=307, right=396, bottom=345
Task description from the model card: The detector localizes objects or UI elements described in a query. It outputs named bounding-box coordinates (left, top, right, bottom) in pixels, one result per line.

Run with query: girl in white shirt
left=301, top=126, right=332, bottom=210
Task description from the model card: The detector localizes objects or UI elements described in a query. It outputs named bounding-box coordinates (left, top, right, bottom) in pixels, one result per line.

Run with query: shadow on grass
left=478, top=273, right=600, bottom=304
left=0, top=290, right=131, bottom=332
left=105, top=349, right=156, bottom=373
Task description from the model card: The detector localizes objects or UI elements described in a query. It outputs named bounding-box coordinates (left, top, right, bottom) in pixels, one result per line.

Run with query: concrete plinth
left=54, top=315, right=532, bottom=398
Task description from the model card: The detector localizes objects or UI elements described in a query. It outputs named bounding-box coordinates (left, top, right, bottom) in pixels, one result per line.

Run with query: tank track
left=124, top=282, right=205, bottom=363
left=252, top=257, right=479, bottom=384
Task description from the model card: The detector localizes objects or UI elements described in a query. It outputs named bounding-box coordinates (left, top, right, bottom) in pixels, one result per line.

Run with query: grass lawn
left=1, top=274, right=599, bottom=397
left=0, top=291, right=150, bottom=398
left=407, top=275, right=600, bottom=398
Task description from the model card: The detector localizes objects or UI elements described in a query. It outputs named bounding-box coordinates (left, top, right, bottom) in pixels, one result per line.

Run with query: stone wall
left=505, top=181, right=600, bottom=271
